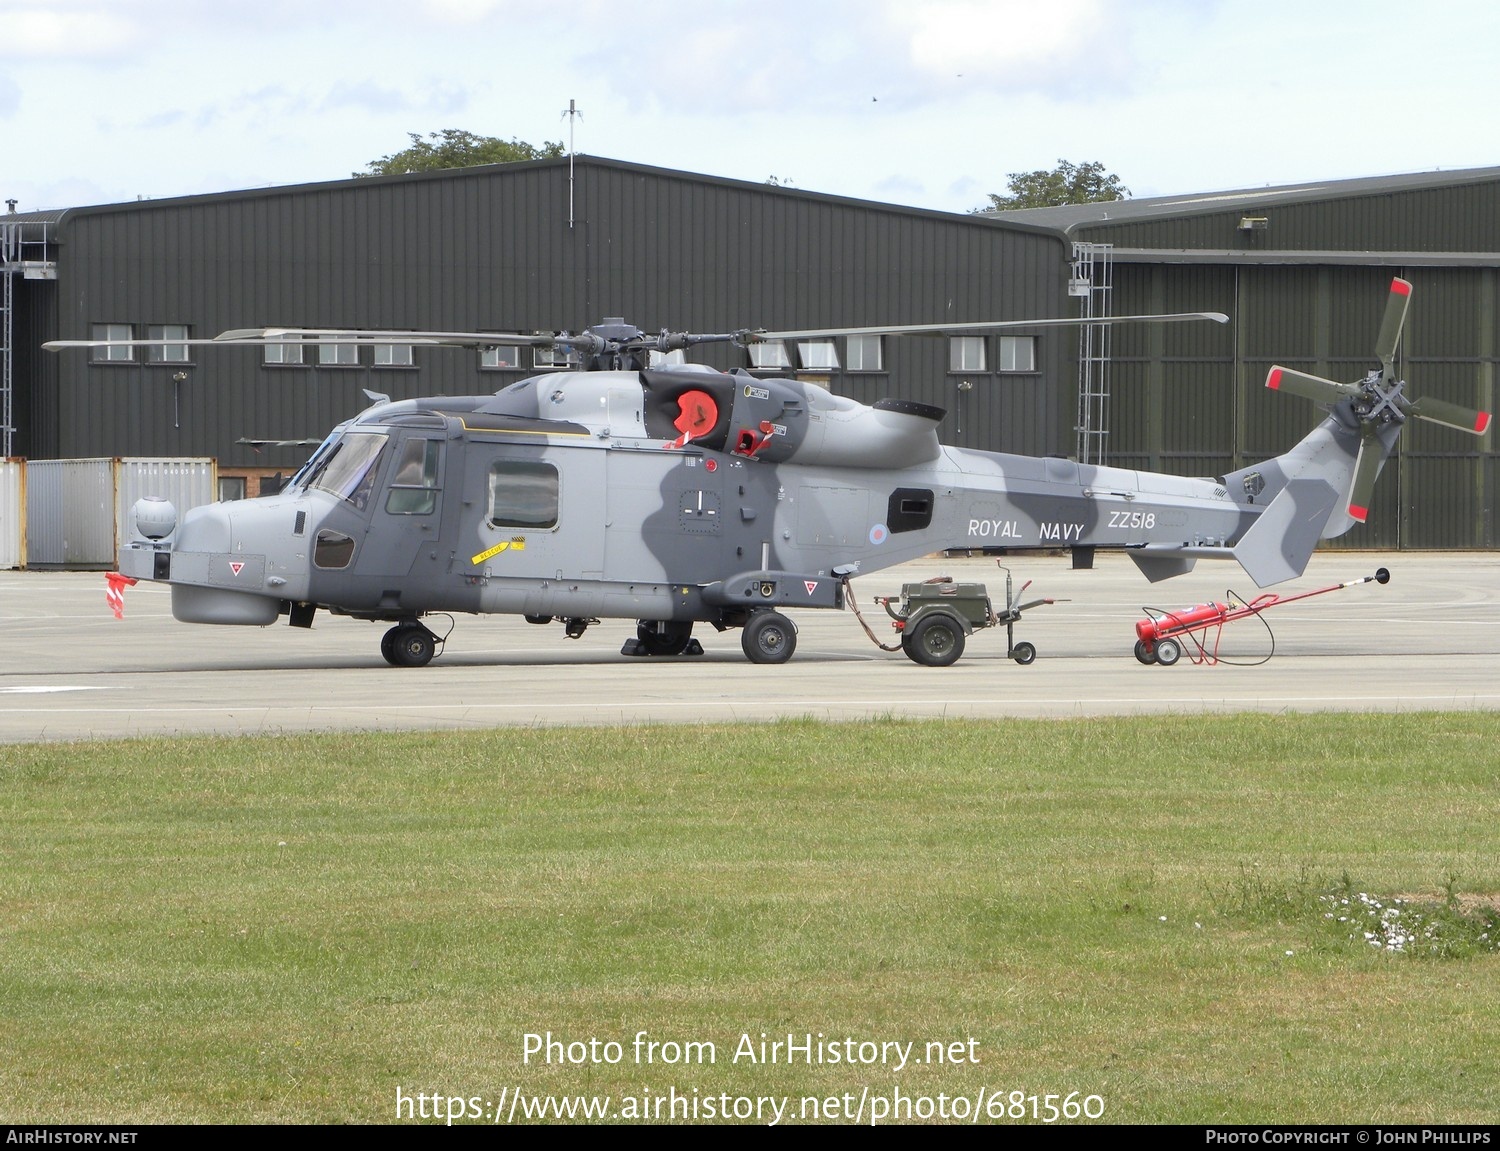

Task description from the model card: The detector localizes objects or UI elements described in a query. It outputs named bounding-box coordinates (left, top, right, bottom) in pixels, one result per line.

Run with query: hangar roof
left=982, top=166, right=1500, bottom=234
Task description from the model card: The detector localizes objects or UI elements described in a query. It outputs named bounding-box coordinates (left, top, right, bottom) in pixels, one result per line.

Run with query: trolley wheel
left=1134, top=639, right=1157, bottom=665
left=1011, top=641, right=1036, bottom=665
left=904, top=613, right=966, bottom=667
left=741, top=610, right=797, bottom=664
left=1154, top=637, right=1181, bottom=667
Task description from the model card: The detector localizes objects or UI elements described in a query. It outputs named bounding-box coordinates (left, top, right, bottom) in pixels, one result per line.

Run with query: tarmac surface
left=3, top=550, right=1498, bottom=743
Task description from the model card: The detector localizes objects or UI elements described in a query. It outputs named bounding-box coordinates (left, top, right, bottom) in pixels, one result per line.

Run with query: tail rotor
left=1264, top=277, right=1491, bottom=522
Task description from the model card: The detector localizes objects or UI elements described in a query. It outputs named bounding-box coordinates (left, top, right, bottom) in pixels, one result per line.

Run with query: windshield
left=289, top=426, right=346, bottom=490
left=307, top=431, right=388, bottom=509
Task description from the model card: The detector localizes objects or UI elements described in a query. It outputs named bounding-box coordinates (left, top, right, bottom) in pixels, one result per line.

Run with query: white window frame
left=846, top=334, right=883, bottom=372
left=533, top=344, right=579, bottom=369
left=147, top=324, right=190, bottom=363
left=999, top=336, right=1036, bottom=373
left=481, top=344, right=522, bottom=370
left=796, top=339, right=839, bottom=372
left=92, top=323, right=134, bottom=363
left=949, top=336, right=987, bottom=373
left=748, top=341, right=790, bottom=370
left=264, top=334, right=304, bottom=365
left=319, top=339, right=360, bottom=367
left=374, top=343, right=414, bottom=367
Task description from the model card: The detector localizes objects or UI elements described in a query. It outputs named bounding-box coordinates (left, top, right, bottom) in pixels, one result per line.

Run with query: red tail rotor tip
left=1267, top=367, right=1282, bottom=390
left=1478, top=412, right=1492, bottom=435
left=1391, top=278, right=1412, bottom=296
left=1348, top=503, right=1369, bottom=522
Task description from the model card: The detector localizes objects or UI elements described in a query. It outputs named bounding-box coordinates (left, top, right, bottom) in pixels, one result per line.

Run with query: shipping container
left=0, top=459, right=24, bottom=569
left=24, top=457, right=215, bottom=568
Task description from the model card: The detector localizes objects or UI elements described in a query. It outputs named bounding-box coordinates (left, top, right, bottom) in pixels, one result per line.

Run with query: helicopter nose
left=175, top=500, right=234, bottom=553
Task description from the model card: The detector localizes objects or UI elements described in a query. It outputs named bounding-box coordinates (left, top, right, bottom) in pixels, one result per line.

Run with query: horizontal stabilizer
left=1232, top=478, right=1341, bottom=587
left=1128, top=551, right=1198, bottom=582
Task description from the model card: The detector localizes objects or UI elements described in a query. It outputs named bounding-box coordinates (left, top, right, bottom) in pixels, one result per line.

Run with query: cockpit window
left=386, top=438, right=442, bottom=515
left=308, top=432, right=388, bottom=510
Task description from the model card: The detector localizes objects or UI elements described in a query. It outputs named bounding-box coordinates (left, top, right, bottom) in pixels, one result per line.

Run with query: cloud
left=0, top=5, right=142, bottom=59
left=0, top=71, right=20, bottom=116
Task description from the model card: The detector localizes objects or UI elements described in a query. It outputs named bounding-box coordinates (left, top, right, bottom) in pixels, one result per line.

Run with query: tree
left=356, top=129, right=565, bottom=177
left=981, top=159, right=1129, bottom=211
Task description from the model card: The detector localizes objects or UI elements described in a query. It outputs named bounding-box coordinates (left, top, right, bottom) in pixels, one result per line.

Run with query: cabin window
left=999, top=336, right=1036, bottom=372
left=386, top=439, right=442, bottom=515
left=487, top=460, right=559, bottom=529
left=887, top=487, right=935, bottom=533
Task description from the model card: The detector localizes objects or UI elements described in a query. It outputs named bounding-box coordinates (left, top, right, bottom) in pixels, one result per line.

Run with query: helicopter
left=45, top=278, right=1488, bottom=667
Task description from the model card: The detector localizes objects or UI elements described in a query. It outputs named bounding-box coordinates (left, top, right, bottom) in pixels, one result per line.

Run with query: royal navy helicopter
left=45, top=278, right=1488, bottom=667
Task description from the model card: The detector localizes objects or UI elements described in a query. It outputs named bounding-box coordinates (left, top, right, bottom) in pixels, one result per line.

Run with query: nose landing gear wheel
left=382, top=623, right=438, bottom=667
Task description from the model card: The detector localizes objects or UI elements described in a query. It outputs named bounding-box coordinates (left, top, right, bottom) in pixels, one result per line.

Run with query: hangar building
left=3, top=159, right=1496, bottom=546
left=988, top=166, right=1500, bottom=548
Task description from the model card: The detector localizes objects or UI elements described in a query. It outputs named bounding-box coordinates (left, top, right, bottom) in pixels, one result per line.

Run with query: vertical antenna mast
left=563, top=99, right=582, bottom=229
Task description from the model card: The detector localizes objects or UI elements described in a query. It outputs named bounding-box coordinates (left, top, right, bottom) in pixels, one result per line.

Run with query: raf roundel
left=869, top=523, right=889, bottom=546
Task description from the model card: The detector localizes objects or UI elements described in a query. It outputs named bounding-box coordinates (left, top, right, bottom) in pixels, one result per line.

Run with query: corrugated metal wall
left=40, top=160, right=1072, bottom=468
left=1101, top=262, right=1497, bottom=548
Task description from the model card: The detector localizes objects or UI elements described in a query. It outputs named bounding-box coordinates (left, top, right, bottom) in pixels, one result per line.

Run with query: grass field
left=3, top=713, right=1498, bottom=1125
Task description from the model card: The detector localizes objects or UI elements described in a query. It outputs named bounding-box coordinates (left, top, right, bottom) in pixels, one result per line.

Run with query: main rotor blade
left=1406, top=396, right=1493, bottom=436
left=1374, top=277, right=1412, bottom=379
left=749, top=312, right=1229, bottom=342
left=1347, top=434, right=1382, bottom=523
left=215, top=327, right=557, bottom=348
left=1265, top=365, right=1359, bottom=405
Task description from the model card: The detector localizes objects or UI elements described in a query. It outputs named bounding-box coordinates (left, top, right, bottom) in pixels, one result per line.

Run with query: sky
left=2, top=0, right=1498, bottom=216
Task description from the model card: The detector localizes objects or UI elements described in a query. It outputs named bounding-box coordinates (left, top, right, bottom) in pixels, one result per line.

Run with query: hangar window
left=147, top=324, right=190, bottom=363
left=534, top=344, right=579, bottom=369
left=91, top=323, right=134, bottom=363
left=748, top=341, right=790, bottom=370
left=999, top=336, right=1036, bottom=372
left=481, top=343, right=522, bottom=370
left=375, top=343, right=414, bottom=367
left=319, top=339, right=359, bottom=366
left=488, top=459, right=559, bottom=529
left=846, top=334, right=883, bottom=372
left=264, top=334, right=304, bottom=366
left=949, top=336, right=986, bottom=373
left=796, top=339, right=838, bottom=371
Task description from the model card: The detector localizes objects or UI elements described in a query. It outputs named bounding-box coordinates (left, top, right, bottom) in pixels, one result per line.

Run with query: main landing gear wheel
left=1153, top=637, right=1182, bottom=667
left=1134, top=639, right=1157, bottom=665
left=741, top=611, right=797, bottom=664
left=1011, top=641, right=1036, bottom=665
left=636, top=619, right=694, bottom=657
left=903, top=613, right=966, bottom=667
left=382, top=623, right=438, bottom=668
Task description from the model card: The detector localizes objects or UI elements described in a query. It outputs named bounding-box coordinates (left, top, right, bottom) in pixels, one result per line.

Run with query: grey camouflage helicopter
left=46, top=278, right=1488, bottom=667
